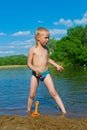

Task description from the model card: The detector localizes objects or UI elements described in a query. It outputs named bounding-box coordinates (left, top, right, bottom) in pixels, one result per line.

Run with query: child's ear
left=37, top=36, right=40, bottom=41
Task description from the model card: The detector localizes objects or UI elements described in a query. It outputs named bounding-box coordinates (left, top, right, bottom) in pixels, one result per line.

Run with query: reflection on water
left=0, top=66, right=87, bottom=118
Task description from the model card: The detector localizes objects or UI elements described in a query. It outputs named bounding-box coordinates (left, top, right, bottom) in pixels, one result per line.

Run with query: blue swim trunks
left=32, top=70, right=50, bottom=81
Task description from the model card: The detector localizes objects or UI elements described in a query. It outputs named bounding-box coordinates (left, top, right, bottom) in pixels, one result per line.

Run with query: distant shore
left=0, top=65, right=27, bottom=69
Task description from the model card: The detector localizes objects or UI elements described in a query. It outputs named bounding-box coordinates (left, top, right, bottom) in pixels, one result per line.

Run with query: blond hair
left=35, top=27, right=50, bottom=47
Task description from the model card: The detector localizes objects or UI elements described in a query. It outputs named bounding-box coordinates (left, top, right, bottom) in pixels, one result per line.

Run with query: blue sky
left=0, top=0, right=87, bottom=56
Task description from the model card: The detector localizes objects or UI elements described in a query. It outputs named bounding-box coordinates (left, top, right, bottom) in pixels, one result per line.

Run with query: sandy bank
left=0, top=114, right=87, bottom=130
left=0, top=65, right=27, bottom=69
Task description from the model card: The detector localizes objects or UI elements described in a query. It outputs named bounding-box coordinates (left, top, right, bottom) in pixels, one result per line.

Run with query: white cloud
left=11, top=40, right=24, bottom=45
left=9, top=46, right=16, bottom=49
left=10, top=38, right=35, bottom=47
left=53, top=11, right=87, bottom=27
left=25, top=39, right=35, bottom=44
left=11, top=31, right=31, bottom=36
left=0, top=32, right=6, bottom=36
left=83, top=11, right=87, bottom=18
left=0, top=51, right=15, bottom=54
left=38, top=20, right=44, bottom=23
left=53, top=18, right=73, bottom=27
left=22, top=39, right=35, bottom=48
left=0, top=38, right=35, bottom=56
left=74, top=12, right=87, bottom=25
left=49, top=29, right=67, bottom=36
left=0, top=45, right=15, bottom=49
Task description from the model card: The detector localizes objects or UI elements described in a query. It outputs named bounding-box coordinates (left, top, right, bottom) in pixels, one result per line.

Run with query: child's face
left=39, top=31, right=49, bottom=46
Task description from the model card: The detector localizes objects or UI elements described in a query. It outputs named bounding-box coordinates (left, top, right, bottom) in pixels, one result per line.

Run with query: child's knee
left=50, top=91, right=57, bottom=98
left=29, top=93, right=35, bottom=99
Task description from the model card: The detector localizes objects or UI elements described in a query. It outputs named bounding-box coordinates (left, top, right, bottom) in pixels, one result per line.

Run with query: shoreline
left=0, top=65, right=27, bottom=69
left=0, top=114, right=87, bottom=130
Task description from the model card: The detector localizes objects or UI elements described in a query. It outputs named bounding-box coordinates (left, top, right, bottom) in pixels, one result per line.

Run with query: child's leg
left=28, top=76, right=39, bottom=112
left=44, top=74, right=67, bottom=114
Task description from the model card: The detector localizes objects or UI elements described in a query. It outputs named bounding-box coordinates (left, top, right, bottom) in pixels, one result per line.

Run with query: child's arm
left=48, top=58, right=64, bottom=72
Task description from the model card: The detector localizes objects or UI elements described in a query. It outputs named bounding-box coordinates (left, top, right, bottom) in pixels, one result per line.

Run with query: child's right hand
left=36, top=70, right=42, bottom=77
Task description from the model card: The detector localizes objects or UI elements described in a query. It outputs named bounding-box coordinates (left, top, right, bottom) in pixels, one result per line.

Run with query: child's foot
left=27, top=110, right=32, bottom=116
left=62, top=111, right=67, bottom=115
left=57, top=106, right=67, bottom=115
left=58, top=113, right=66, bottom=118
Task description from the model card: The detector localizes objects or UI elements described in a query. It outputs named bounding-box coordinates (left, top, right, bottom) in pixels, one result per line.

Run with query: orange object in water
left=31, top=101, right=40, bottom=117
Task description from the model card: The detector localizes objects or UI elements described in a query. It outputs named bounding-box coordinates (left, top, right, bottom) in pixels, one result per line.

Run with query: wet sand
left=0, top=114, right=87, bottom=130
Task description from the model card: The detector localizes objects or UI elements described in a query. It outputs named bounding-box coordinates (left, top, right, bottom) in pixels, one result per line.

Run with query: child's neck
left=36, top=43, right=45, bottom=48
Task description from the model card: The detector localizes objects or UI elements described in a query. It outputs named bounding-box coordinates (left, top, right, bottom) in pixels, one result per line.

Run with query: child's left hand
left=56, top=65, right=64, bottom=72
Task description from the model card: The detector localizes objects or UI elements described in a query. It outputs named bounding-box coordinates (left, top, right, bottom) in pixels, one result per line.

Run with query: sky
left=0, top=0, right=87, bottom=56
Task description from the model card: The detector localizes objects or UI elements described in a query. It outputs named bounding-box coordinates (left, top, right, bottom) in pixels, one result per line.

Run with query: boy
left=27, top=27, right=67, bottom=114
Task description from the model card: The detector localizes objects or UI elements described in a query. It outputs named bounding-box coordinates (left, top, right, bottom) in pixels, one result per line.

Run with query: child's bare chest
left=34, top=48, right=48, bottom=57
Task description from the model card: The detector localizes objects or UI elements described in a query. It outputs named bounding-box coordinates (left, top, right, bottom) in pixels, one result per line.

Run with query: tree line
left=0, top=54, right=27, bottom=66
left=0, top=25, right=87, bottom=66
left=47, top=25, right=87, bottom=66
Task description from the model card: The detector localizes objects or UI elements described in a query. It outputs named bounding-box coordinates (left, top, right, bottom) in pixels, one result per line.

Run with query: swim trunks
left=32, top=70, right=50, bottom=81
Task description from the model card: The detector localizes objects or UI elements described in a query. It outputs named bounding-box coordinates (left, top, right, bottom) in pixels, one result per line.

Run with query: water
left=0, top=66, right=87, bottom=118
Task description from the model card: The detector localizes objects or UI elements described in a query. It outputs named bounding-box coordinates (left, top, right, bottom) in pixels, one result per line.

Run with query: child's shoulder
left=30, top=46, right=36, bottom=50
left=29, top=46, right=37, bottom=53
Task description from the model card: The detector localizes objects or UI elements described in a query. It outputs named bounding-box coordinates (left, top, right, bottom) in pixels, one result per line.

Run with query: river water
left=0, top=66, right=87, bottom=118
